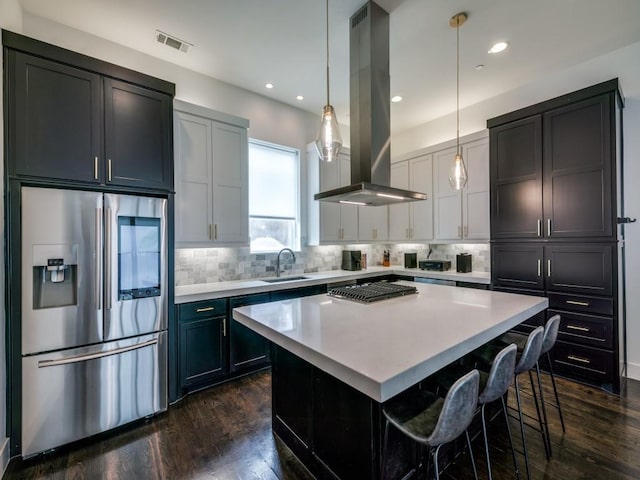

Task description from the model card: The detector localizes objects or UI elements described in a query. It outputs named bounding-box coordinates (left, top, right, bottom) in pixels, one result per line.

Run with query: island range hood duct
left=314, top=1, right=427, bottom=207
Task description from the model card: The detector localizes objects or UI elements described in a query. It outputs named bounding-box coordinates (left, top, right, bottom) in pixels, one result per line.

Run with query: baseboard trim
left=626, top=362, right=640, bottom=381
left=0, top=437, right=10, bottom=477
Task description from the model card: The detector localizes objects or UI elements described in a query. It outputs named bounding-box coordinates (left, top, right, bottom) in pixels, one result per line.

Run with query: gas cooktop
left=327, top=281, right=418, bottom=303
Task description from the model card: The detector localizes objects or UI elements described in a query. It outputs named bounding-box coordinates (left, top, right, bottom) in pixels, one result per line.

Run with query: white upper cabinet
left=358, top=205, right=388, bottom=242
left=389, top=156, right=433, bottom=242
left=433, top=136, right=489, bottom=241
left=462, top=139, right=490, bottom=240
left=174, top=101, right=249, bottom=247
left=308, top=147, right=358, bottom=244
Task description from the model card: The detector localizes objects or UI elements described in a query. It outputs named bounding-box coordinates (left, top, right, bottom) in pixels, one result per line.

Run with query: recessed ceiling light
left=475, top=64, right=485, bottom=70
left=296, top=95, right=304, bottom=101
left=488, top=42, right=508, bottom=54
left=391, top=95, right=403, bottom=103
left=265, top=83, right=274, bottom=89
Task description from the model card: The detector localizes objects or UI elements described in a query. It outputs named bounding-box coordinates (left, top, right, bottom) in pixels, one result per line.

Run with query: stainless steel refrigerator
left=20, top=186, right=168, bottom=457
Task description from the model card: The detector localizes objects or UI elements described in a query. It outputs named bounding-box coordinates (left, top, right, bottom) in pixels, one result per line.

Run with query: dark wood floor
left=5, top=371, right=640, bottom=479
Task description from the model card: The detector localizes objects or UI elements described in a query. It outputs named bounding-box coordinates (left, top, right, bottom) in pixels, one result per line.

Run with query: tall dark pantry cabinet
left=489, top=79, right=626, bottom=393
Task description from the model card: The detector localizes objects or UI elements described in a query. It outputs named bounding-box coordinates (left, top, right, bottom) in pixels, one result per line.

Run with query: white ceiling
left=19, top=0, right=640, bottom=134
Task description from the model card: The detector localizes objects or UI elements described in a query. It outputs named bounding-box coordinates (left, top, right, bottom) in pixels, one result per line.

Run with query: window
left=248, top=140, right=300, bottom=252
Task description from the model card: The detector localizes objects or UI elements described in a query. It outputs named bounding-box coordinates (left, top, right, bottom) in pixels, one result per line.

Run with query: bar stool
left=435, top=344, right=520, bottom=480
left=382, top=369, right=480, bottom=480
left=501, top=314, right=566, bottom=432
left=474, top=326, right=546, bottom=480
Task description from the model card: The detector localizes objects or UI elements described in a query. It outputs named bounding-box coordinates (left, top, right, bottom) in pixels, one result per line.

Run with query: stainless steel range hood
left=314, top=1, right=427, bottom=207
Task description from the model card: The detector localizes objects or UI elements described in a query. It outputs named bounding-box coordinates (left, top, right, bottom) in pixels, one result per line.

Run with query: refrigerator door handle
left=96, top=207, right=103, bottom=311
left=105, top=207, right=112, bottom=310
left=37, top=338, right=158, bottom=368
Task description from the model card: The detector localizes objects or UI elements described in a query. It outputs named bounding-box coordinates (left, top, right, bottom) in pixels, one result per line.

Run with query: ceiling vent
left=155, top=30, right=192, bottom=53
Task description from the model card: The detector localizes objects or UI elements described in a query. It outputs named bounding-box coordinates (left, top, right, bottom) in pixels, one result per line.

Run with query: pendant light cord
left=456, top=15, right=460, bottom=155
left=326, top=0, right=330, bottom=105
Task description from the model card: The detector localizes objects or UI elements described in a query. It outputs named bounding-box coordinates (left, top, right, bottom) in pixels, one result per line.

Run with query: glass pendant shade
left=449, top=153, right=468, bottom=190
left=315, top=104, right=342, bottom=162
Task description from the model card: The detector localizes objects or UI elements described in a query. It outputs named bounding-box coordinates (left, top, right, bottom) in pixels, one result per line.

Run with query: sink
left=261, top=276, right=309, bottom=283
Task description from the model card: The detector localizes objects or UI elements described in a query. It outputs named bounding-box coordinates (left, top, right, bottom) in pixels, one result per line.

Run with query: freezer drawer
left=21, top=332, right=167, bottom=457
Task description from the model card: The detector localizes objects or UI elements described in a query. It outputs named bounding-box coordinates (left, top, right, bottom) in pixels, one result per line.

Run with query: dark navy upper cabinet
left=104, top=79, right=173, bottom=191
left=4, top=31, right=175, bottom=192
left=8, top=51, right=104, bottom=184
left=489, top=83, right=617, bottom=242
left=543, top=96, right=613, bottom=239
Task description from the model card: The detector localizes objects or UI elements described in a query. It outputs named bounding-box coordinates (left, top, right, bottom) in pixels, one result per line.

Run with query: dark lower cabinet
left=229, top=294, right=271, bottom=373
left=272, top=345, right=383, bottom=480
left=492, top=243, right=620, bottom=391
left=272, top=346, right=313, bottom=447
left=178, top=299, right=228, bottom=391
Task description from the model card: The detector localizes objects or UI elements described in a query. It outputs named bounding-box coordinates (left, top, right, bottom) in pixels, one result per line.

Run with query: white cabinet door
left=434, top=147, right=463, bottom=240
left=409, top=155, right=434, bottom=241
left=358, top=205, right=388, bottom=241
left=339, top=154, right=359, bottom=241
left=462, top=138, right=490, bottom=240
left=174, top=111, right=213, bottom=244
left=211, top=122, right=248, bottom=244
left=319, top=155, right=342, bottom=242
left=389, top=162, right=410, bottom=241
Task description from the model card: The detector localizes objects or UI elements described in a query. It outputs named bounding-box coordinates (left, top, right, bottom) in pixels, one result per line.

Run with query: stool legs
left=480, top=404, right=493, bottom=480
left=546, top=352, right=566, bottom=432
left=501, top=395, right=521, bottom=480
left=465, top=430, right=479, bottom=480
left=534, top=363, right=553, bottom=457
left=514, top=375, right=532, bottom=480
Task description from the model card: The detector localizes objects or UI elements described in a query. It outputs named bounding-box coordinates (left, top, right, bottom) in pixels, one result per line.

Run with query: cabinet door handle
left=547, top=218, right=551, bottom=236
left=464, top=226, right=468, bottom=237
left=458, top=226, right=462, bottom=237
left=537, top=259, right=542, bottom=277
left=567, top=354, right=591, bottom=365
left=405, top=228, right=409, bottom=239
left=214, top=224, right=218, bottom=240
left=566, top=325, right=590, bottom=332
left=537, top=219, right=542, bottom=237
left=108, top=159, right=112, bottom=182
left=222, top=319, right=227, bottom=337
left=209, top=224, right=213, bottom=240
left=566, top=300, right=590, bottom=307
left=196, top=306, right=215, bottom=313
left=547, top=259, right=551, bottom=277
left=94, top=157, right=99, bottom=180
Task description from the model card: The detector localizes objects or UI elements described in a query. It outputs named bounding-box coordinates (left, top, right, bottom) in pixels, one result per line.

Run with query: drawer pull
left=537, top=259, right=541, bottom=277
left=196, top=306, right=215, bottom=313
left=566, top=300, right=590, bottom=307
left=566, top=325, right=590, bottom=332
left=567, top=355, right=591, bottom=364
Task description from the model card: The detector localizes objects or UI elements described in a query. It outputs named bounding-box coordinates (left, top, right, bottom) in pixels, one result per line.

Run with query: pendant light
left=448, top=12, right=468, bottom=190
left=315, top=0, right=342, bottom=162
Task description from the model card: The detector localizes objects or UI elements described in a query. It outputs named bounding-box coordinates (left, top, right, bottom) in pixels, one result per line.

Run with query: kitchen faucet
left=276, top=248, right=296, bottom=277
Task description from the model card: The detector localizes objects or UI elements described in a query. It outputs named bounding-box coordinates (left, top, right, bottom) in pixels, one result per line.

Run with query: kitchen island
left=233, top=282, right=547, bottom=479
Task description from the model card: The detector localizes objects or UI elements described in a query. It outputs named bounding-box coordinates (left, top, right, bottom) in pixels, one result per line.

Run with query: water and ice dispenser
left=32, top=244, right=78, bottom=309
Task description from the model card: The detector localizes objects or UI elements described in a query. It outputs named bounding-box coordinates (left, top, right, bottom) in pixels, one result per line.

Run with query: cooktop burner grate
left=327, top=281, right=418, bottom=303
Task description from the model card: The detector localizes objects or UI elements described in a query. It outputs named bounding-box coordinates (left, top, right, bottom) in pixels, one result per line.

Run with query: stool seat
left=381, top=370, right=480, bottom=480
left=383, top=389, right=445, bottom=443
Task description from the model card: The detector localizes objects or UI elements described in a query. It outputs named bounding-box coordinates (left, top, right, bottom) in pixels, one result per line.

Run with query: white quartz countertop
left=175, top=266, right=490, bottom=303
left=233, top=282, right=547, bottom=402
